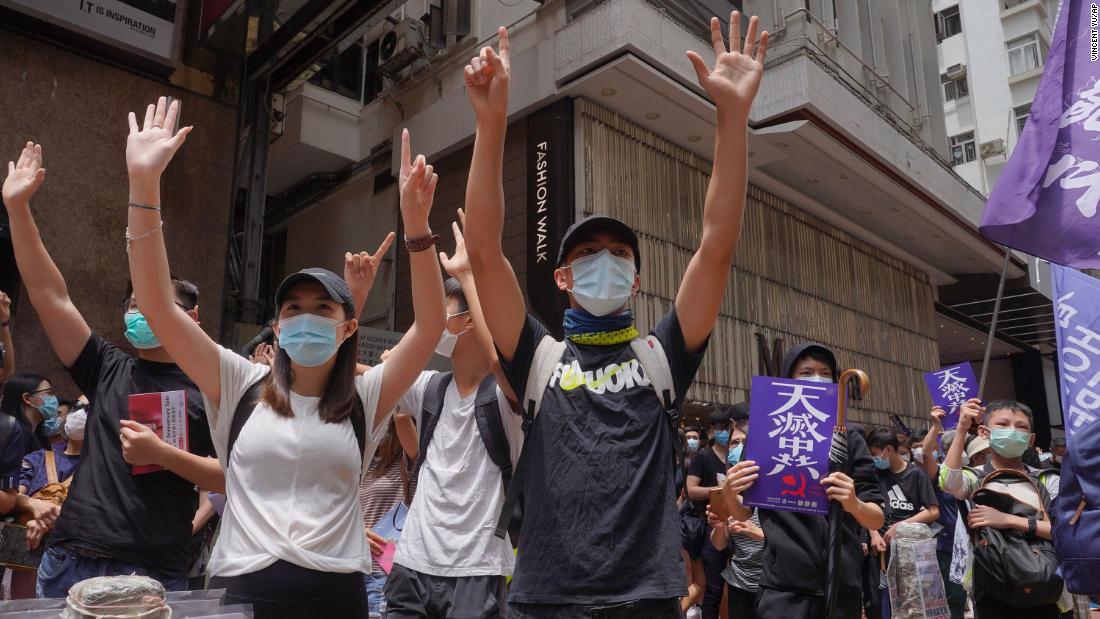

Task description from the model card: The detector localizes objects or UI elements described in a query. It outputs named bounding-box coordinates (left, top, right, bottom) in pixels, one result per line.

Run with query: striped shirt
left=722, top=511, right=764, bottom=592
left=360, top=454, right=416, bottom=573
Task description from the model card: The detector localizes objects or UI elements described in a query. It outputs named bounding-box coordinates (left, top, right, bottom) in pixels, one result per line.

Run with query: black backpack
left=417, top=372, right=520, bottom=544
left=966, top=467, right=1063, bottom=607
left=227, top=380, right=367, bottom=466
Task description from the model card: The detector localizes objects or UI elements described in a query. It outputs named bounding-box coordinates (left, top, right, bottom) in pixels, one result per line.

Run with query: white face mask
left=801, top=375, right=833, bottom=383
left=566, top=249, right=636, bottom=316
left=65, top=410, right=87, bottom=441
left=435, top=312, right=471, bottom=358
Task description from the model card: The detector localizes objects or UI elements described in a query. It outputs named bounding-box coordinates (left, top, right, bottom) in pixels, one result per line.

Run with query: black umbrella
left=825, top=369, right=869, bottom=618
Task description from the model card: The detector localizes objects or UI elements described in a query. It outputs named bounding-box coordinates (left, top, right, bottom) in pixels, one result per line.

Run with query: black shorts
left=510, top=597, right=681, bottom=619
left=383, top=563, right=507, bottom=619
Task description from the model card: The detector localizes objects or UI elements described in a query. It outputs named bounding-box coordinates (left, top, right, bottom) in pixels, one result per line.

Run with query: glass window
left=935, top=6, right=962, bottom=42
left=950, top=131, right=977, bottom=166
left=1007, top=33, right=1042, bottom=76
left=942, top=74, right=969, bottom=101
left=308, top=42, right=365, bottom=101
left=1015, top=103, right=1032, bottom=135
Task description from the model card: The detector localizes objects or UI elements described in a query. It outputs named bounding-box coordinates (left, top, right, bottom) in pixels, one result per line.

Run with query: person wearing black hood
left=720, top=343, right=884, bottom=619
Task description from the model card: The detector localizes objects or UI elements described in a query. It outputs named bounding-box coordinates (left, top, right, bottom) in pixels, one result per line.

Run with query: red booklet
left=127, top=391, right=189, bottom=475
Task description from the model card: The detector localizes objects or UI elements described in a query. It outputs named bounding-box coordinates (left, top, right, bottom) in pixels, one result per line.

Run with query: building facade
left=248, top=0, right=1040, bottom=432
left=0, top=1, right=240, bottom=396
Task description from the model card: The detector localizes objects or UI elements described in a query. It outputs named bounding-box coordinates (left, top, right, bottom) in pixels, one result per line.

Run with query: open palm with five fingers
left=398, top=129, right=438, bottom=237
left=126, top=96, right=192, bottom=182
left=464, top=27, right=511, bottom=121
left=3, top=142, right=47, bottom=208
left=687, top=12, right=768, bottom=114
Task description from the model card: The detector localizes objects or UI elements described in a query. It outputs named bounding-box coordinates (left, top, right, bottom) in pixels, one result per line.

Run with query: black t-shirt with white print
left=879, top=462, right=938, bottom=528
left=47, top=334, right=214, bottom=578
left=500, top=309, right=706, bottom=605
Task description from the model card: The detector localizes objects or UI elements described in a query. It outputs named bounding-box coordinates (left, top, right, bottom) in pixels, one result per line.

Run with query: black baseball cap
left=274, top=268, right=356, bottom=317
left=556, top=215, right=641, bottom=271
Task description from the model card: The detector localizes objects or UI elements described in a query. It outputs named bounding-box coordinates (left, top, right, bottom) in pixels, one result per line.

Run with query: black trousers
left=383, top=563, right=507, bottom=619
left=726, top=586, right=757, bottom=619
left=974, top=596, right=1060, bottom=619
left=209, top=560, right=366, bottom=619
left=700, top=538, right=730, bottom=619
left=755, top=588, right=862, bottom=619
left=510, top=598, right=681, bottom=619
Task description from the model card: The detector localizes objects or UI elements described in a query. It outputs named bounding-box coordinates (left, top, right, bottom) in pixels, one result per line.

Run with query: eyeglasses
left=124, top=299, right=191, bottom=313
left=29, top=388, right=55, bottom=398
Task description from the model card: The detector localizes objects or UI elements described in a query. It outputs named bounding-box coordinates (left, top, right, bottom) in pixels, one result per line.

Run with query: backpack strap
left=227, top=379, right=367, bottom=468
left=978, top=468, right=1053, bottom=522
left=472, top=374, right=513, bottom=488
left=415, top=372, right=454, bottom=473
left=630, top=336, right=683, bottom=475
left=227, top=381, right=264, bottom=466
left=44, top=450, right=58, bottom=486
left=522, top=336, right=566, bottom=429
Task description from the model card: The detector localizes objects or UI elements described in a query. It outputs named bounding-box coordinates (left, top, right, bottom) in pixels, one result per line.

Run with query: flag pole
left=978, top=251, right=1013, bottom=398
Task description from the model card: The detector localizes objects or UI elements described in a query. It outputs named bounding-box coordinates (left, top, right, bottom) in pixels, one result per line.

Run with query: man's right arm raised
left=2, top=143, right=91, bottom=367
left=461, top=28, right=527, bottom=363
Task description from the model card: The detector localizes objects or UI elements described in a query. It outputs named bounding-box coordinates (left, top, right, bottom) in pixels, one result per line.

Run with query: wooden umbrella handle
left=836, top=369, right=870, bottom=430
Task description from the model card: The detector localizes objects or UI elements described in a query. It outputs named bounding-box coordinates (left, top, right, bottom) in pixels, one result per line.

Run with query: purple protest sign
left=742, top=375, right=836, bottom=516
left=980, top=1, right=1100, bottom=267
left=923, top=363, right=978, bottom=430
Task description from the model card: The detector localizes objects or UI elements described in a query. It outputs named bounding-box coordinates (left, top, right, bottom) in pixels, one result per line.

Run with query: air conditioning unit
left=945, top=63, right=966, bottom=79
left=379, top=18, right=425, bottom=74
left=980, top=138, right=1006, bottom=159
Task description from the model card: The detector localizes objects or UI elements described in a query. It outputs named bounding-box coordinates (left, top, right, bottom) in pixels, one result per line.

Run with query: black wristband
left=1027, top=517, right=1037, bottom=537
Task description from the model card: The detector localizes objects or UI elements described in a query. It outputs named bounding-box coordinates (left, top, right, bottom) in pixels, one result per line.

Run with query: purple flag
left=980, top=1, right=1100, bottom=267
left=1052, top=263, right=1100, bottom=438
left=923, top=363, right=978, bottom=430
left=743, top=376, right=836, bottom=516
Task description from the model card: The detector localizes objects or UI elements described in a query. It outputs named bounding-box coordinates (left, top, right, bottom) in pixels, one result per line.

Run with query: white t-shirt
left=394, top=371, right=524, bottom=577
left=202, top=347, right=388, bottom=577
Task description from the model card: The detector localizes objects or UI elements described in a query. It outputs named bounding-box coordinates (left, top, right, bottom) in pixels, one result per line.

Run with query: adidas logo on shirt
left=887, top=484, right=914, bottom=512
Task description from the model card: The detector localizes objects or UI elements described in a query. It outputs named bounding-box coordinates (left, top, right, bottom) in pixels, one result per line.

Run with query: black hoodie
left=756, top=343, right=883, bottom=597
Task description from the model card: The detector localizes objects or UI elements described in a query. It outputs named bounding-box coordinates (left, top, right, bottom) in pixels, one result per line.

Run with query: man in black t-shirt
left=463, top=15, right=768, bottom=617
left=687, top=407, right=734, bottom=619
left=864, top=428, right=939, bottom=619
left=2, top=142, right=220, bottom=597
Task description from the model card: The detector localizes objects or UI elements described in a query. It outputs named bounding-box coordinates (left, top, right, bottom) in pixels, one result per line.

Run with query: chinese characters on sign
left=923, top=363, right=977, bottom=430
left=1052, top=263, right=1100, bottom=438
left=743, top=376, right=836, bottom=516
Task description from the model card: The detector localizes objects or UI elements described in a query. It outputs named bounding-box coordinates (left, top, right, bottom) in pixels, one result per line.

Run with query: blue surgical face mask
left=566, top=249, right=636, bottom=316
left=728, top=444, right=744, bottom=464
left=124, top=311, right=161, bottom=350
left=686, top=438, right=700, bottom=451
left=873, top=456, right=890, bottom=470
left=714, top=431, right=730, bottom=447
left=34, top=395, right=60, bottom=434
left=278, top=314, right=345, bottom=367
left=988, top=428, right=1030, bottom=459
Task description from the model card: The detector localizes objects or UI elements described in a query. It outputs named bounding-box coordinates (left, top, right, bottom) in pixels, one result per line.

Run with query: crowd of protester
left=0, top=9, right=1094, bottom=619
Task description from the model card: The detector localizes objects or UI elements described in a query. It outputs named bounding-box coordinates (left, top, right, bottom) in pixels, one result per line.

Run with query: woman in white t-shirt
left=123, top=97, right=445, bottom=618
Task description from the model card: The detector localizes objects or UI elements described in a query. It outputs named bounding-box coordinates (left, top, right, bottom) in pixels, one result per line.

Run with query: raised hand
left=3, top=142, right=47, bottom=208
left=439, top=208, right=471, bottom=277
left=398, top=129, right=438, bottom=238
left=686, top=12, right=768, bottom=114
left=0, top=291, right=10, bottom=324
left=464, top=27, right=511, bottom=121
left=931, top=406, right=947, bottom=430
left=249, top=342, right=277, bottom=366
left=345, top=231, right=396, bottom=312
left=126, top=97, right=192, bottom=182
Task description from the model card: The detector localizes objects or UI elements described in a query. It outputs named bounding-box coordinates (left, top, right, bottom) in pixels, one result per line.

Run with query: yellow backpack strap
left=44, top=450, right=58, bottom=485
